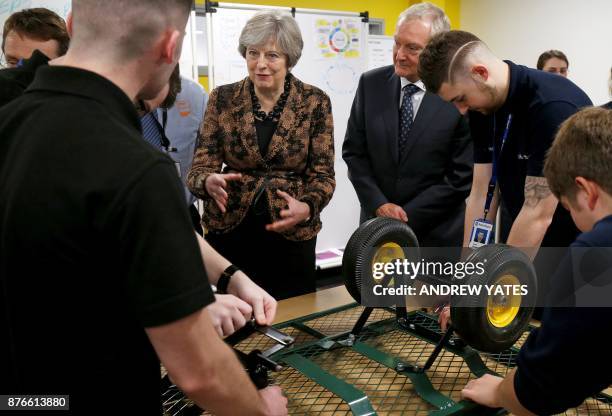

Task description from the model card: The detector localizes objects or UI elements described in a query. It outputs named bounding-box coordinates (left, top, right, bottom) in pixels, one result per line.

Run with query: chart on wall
left=209, top=5, right=368, bottom=254
left=367, top=35, right=394, bottom=71
left=295, top=14, right=363, bottom=97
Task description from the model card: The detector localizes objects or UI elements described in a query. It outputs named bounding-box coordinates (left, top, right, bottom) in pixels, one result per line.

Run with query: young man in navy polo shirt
left=458, top=107, right=612, bottom=415
left=418, top=31, right=592, bottom=314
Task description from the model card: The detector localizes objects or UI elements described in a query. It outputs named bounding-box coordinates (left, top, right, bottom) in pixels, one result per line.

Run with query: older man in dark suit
left=343, top=2, right=472, bottom=247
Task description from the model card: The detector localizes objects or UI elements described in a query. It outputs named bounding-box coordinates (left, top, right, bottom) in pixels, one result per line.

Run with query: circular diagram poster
left=316, top=18, right=361, bottom=59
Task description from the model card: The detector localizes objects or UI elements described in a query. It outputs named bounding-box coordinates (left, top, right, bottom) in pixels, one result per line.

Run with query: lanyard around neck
left=483, top=113, right=513, bottom=218
left=153, top=108, right=176, bottom=153
left=138, top=99, right=175, bottom=152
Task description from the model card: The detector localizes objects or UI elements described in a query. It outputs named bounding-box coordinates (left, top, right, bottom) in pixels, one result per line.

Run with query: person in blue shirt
left=458, top=107, right=612, bottom=414
left=418, top=31, right=593, bottom=318
left=140, top=65, right=208, bottom=207
left=161, top=75, right=208, bottom=205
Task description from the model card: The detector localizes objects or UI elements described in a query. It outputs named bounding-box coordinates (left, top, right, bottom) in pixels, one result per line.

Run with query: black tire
left=342, top=217, right=420, bottom=303
left=451, top=244, right=537, bottom=353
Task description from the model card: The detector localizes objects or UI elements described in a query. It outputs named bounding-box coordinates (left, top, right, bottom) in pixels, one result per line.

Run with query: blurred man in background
left=536, top=49, right=569, bottom=77
left=0, top=8, right=69, bottom=106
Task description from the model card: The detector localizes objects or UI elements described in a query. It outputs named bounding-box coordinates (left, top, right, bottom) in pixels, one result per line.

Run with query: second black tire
left=450, top=244, right=537, bottom=353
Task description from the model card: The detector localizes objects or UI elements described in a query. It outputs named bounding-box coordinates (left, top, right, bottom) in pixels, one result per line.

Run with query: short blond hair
left=71, top=0, right=192, bottom=60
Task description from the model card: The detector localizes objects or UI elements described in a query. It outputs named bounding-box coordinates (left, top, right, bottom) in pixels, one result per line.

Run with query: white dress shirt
left=399, top=78, right=426, bottom=120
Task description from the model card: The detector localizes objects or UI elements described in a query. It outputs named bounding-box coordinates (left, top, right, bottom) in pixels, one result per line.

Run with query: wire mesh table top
left=162, top=305, right=612, bottom=416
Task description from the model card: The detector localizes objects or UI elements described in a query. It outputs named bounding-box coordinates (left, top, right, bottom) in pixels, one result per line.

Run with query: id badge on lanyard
left=157, top=109, right=181, bottom=177
left=469, top=114, right=513, bottom=249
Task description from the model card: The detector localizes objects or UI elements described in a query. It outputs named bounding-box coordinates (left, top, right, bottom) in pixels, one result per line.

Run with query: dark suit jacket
left=187, top=74, right=335, bottom=241
left=343, top=65, right=473, bottom=246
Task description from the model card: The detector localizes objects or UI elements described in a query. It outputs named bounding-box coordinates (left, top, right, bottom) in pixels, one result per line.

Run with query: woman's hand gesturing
left=205, top=173, right=242, bottom=213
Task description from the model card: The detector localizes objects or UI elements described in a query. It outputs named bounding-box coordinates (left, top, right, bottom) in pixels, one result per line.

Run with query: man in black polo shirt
left=418, top=31, right=592, bottom=314
left=0, top=1, right=286, bottom=415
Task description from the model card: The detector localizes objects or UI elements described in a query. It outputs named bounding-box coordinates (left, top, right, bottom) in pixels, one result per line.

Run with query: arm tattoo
left=523, top=176, right=552, bottom=207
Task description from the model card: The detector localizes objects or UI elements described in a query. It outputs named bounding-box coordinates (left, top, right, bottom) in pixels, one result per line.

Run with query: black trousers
left=205, top=208, right=317, bottom=300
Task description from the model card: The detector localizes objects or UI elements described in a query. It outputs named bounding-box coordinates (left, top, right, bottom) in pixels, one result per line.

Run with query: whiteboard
left=180, top=11, right=199, bottom=81
left=209, top=6, right=366, bottom=252
left=367, top=35, right=394, bottom=71
left=294, top=12, right=365, bottom=253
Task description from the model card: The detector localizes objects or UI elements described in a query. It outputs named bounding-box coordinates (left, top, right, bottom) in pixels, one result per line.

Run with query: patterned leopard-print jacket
left=187, top=75, right=336, bottom=241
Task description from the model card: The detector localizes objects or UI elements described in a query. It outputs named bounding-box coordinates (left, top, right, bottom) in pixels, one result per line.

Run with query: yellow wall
left=416, top=0, right=461, bottom=29
left=198, top=76, right=209, bottom=91
left=196, top=0, right=461, bottom=90
left=196, top=0, right=411, bottom=36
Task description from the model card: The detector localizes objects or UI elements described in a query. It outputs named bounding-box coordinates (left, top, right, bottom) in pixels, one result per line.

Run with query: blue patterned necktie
left=140, top=112, right=163, bottom=150
left=398, top=83, right=421, bottom=156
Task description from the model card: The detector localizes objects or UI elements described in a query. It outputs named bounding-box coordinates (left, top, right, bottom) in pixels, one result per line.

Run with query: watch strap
left=217, top=264, right=240, bottom=294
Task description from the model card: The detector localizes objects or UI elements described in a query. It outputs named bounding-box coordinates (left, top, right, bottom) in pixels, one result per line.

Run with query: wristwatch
left=217, top=264, right=240, bottom=294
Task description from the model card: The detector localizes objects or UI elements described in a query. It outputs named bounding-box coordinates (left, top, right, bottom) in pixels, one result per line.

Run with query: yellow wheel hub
left=371, top=242, right=404, bottom=282
left=487, top=274, right=521, bottom=328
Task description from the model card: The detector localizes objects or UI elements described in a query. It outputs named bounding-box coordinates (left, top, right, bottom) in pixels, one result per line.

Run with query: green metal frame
left=161, top=304, right=612, bottom=415
left=283, top=353, right=376, bottom=415
left=268, top=306, right=610, bottom=416
left=351, top=341, right=455, bottom=410
left=267, top=308, right=504, bottom=415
